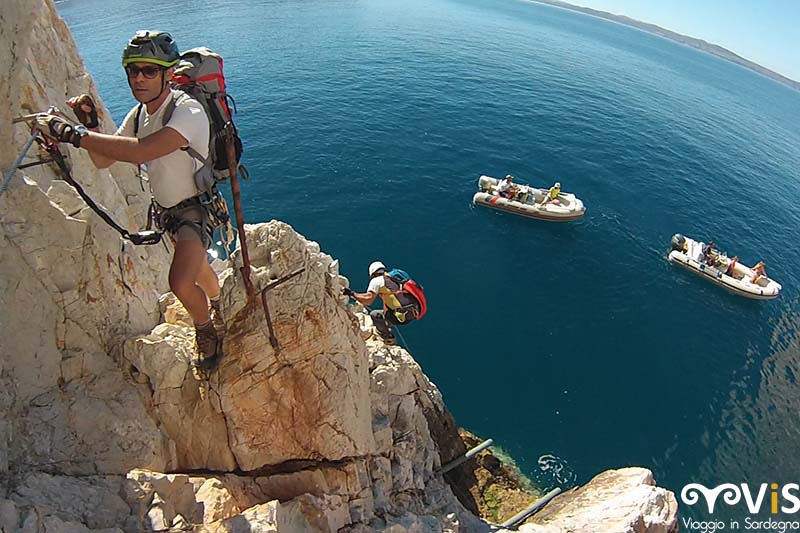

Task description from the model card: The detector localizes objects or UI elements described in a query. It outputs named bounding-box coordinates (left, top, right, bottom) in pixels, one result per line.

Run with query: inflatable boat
left=668, top=234, right=781, bottom=300
left=472, top=175, right=585, bottom=222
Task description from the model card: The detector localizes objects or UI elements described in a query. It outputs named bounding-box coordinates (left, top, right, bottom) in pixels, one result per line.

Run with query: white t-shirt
left=367, top=276, right=387, bottom=295
left=117, top=90, right=209, bottom=208
left=496, top=180, right=512, bottom=193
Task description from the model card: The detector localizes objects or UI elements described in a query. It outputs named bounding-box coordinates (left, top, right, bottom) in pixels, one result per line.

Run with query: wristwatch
left=72, top=124, right=90, bottom=147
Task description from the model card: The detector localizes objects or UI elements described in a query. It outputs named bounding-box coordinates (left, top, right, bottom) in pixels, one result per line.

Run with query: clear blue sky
left=570, top=0, right=800, bottom=81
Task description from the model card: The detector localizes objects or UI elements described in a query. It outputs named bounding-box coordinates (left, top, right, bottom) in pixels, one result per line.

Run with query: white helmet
left=554, top=182, right=561, bottom=188
left=368, top=261, right=386, bottom=277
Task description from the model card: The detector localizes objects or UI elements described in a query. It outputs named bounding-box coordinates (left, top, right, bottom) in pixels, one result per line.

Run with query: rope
left=37, top=139, right=162, bottom=246
left=393, top=326, right=411, bottom=351
left=43, top=141, right=133, bottom=237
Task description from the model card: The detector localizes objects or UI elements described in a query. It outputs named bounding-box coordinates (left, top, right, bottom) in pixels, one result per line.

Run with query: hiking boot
left=210, top=299, right=226, bottom=335
left=194, top=320, right=222, bottom=372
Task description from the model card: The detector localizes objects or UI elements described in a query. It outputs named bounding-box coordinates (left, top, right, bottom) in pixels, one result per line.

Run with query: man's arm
left=352, top=291, right=378, bottom=306
left=80, top=127, right=189, bottom=168
left=83, top=129, right=121, bottom=169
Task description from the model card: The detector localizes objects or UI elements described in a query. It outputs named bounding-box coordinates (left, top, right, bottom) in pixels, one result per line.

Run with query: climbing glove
left=35, top=114, right=82, bottom=148
left=68, top=94, right=99, bottom=128
left=342, top=287, right=354, bottom=297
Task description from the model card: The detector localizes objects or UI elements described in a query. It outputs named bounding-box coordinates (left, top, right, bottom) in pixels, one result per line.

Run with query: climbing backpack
left=386, top=268, right=428, bottom=319
left=134, top=47, right=245, bottom=196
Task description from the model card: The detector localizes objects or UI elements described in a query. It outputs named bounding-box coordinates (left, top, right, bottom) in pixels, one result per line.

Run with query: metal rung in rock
left=499, top=487, right=562, bottom=529
left=436, top=438, right=494, bottom=475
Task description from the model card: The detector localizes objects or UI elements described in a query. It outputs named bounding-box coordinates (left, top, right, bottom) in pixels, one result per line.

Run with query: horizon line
left=525, top=0, right=800, bottom=90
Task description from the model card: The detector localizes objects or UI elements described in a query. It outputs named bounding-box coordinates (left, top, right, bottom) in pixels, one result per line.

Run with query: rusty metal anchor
left=259, top=268, right=306, bottom=351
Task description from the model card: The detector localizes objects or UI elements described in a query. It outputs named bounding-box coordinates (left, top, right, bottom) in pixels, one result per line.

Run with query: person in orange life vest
left=344, top=261, right=420, bottom=346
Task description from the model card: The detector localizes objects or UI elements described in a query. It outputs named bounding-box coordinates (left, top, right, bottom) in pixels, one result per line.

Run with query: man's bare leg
left=196, top=260, right=220, bottom=302
left=169, top=239, right=212, bottom=324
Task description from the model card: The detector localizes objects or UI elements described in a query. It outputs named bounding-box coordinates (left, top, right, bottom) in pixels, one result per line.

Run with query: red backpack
left=387, top=269, right=428, bottom=319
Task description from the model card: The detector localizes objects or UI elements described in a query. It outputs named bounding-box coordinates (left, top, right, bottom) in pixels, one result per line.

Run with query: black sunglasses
left=125, top=65, right=163, bottom=79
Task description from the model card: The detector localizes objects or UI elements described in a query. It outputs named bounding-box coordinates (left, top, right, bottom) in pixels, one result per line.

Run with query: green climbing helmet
left=122, top=30, right=180, bottom=69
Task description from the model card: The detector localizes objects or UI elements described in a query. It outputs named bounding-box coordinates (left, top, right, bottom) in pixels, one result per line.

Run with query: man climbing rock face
left=343, top=261, right=426, bottom=346
left=34, top=30, right=223, bottom=371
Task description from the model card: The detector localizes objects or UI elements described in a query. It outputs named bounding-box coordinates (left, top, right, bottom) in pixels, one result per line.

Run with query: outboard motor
left=478, top=175, right=493, bottom=192
left=670, top=233, right=686, bottom=252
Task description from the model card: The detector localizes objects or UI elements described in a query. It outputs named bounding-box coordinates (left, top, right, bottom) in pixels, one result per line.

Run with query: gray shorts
left=159, top=205, right=212, bottom=248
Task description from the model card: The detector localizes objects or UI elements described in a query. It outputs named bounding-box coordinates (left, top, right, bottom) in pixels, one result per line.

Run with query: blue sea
left=58, top=0, right=800, bottom=521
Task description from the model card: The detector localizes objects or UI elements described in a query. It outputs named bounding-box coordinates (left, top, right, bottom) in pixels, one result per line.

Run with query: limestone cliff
left=0, top=1, right=678, bottom=531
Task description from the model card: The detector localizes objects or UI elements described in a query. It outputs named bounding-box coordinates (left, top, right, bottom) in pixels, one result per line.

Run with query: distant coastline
left=530, top=0, right=800, bottom=92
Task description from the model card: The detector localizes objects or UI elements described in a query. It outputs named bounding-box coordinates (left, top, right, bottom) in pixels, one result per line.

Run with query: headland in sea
left=530, top=0, right=800, bottom=91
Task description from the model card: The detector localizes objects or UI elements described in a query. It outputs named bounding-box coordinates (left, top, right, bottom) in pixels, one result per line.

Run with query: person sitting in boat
left=750, top=261, right=767, bottom=284
left=701, top=241, right=716, bottom=265
left=539, top=182, right=561, bottom=206
left=496, top=175, right=519, bottom=200
left=725, top=256, right=739, bottom=277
